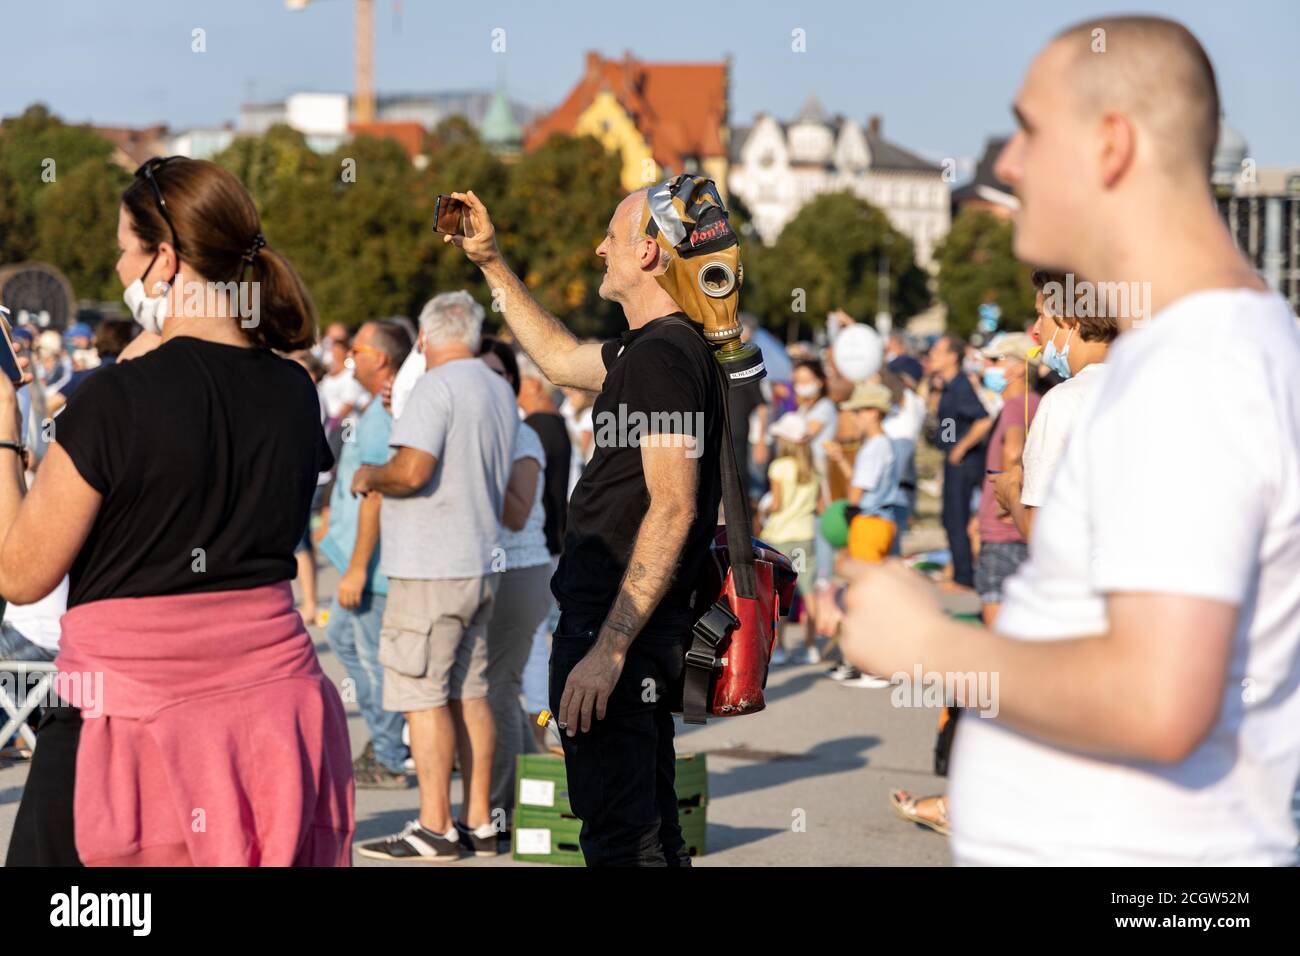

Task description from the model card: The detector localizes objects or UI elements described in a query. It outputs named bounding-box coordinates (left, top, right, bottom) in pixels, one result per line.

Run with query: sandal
left=889, top=788, right=950, bottom=836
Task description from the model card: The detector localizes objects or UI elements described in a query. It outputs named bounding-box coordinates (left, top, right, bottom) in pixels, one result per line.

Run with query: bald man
left=842, top=16, right=1300, bottom=865
left=444, top=189, right=724, bottom=866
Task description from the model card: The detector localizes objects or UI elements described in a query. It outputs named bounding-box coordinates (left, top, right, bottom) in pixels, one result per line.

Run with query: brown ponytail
left=122, top=158, right=317, bottom=351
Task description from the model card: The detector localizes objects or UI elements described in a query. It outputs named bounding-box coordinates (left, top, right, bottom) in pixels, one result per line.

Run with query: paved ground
left=0, top=520, right=976, bottom=867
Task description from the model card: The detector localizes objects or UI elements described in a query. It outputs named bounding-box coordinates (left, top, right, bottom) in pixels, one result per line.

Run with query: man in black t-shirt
left=447, top=188, right=724, bottom=866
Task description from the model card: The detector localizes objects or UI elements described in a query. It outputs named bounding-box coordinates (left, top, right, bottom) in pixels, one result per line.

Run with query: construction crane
left=286, top=0, right=376, bottom=124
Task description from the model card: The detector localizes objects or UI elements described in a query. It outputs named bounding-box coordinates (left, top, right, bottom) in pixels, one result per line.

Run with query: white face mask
left=122, top=249, right=176, bottom=335
left=794, top=382, right=820, bottom=400
left=123, top=273, right=172, bottom=336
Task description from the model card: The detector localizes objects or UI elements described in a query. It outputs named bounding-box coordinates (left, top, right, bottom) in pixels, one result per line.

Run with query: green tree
left=0, top=164, right=36, bottom=264
left=750, top=191, right=930, bottom=341
left=0, top=104, right=116, bottom=208
left=211, top=124, right=322, bottom=211
left=498, top=134, right=624, bottom=337
left=0, top=104, right=123, bottom=287
left=303, top=135, right=430, bottom=329
left=934, top=208, right=1036, bottom=339
left=32, top=160, right=130, bottom=301
left=413, top=129, right=511, bottom=321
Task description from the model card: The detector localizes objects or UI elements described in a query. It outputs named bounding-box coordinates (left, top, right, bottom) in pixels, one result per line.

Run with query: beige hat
left=981, top=332, right=1039, bottom=364
left=767, top=411, right=810, bottom=443
left=839, top=381, right=893, bottom=413
left=37, top=330, right=64, bottom=356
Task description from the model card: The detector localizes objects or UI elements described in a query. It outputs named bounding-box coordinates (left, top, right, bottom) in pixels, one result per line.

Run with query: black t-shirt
left=524, top=410, right=571, bottom=557
left=56, top=336, right=332, bottom=608
left=551, top=314, right=723, bottom=633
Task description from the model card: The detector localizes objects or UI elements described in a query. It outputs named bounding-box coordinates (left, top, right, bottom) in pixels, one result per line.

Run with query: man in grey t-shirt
left=350, top=290, right=518, bottom=863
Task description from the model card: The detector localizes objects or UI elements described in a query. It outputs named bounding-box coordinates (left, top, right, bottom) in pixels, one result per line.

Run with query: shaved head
left=622, top=188, right=649, bottom=243
left=1050, top=16, right=1220, bottom=173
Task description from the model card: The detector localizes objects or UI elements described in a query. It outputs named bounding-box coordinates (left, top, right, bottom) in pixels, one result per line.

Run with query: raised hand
left=442, top=190, right=501, bottom=267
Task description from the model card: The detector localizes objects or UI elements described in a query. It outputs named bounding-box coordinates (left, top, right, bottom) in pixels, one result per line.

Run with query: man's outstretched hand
left=443, top=190, right=500, bottom=267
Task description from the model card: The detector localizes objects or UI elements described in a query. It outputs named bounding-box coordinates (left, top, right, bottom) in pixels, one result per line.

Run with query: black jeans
left=6, top=704, right=82, bottom=867
left=549, top=610, right=690, bottom=867
left=941, top=456, right=984, bottom=589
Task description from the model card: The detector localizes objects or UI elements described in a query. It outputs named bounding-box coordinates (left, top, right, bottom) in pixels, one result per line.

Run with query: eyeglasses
left=348, top=344, right=385, bottom=360
left=134, top=155, right=185, bottom=254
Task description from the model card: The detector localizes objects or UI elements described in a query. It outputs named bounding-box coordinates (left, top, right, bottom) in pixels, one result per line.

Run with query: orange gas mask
left=640, top=175, right=765, bottom=388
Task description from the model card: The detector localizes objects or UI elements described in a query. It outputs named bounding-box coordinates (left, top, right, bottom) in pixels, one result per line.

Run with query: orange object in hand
left=847, top=514, right=896, bottom=563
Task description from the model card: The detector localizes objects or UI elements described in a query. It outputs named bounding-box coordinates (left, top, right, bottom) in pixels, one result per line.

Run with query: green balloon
left=820, top=499, right=852, bottom=548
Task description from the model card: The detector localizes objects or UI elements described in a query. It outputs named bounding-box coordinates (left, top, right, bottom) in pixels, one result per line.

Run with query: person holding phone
left=0, top=156, right=352, bottom=867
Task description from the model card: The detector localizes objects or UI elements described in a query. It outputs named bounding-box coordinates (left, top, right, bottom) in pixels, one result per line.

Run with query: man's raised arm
left=444, top=190, right=607, bottom=392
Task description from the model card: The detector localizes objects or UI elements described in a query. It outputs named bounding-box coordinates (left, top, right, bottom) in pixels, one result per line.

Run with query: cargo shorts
left=379, top=575, right=498, bottom=712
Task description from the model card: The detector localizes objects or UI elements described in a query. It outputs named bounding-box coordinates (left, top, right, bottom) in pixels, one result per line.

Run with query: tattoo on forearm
left=600, top=510, right=691, bottom=646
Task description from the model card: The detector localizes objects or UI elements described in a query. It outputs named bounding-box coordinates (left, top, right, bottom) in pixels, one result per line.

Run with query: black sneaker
left=455, top=820, right=502, bottom=856
left=355, top=821, right=465, bottom=863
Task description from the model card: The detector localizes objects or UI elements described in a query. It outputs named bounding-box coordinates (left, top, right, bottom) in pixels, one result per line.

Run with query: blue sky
left=4, top=0, right=1297, bottom=166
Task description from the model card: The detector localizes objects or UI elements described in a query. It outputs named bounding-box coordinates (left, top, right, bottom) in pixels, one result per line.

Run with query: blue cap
left=11, top=326, right=34, bottom=345
left=65, top=322, right=93, bottom=341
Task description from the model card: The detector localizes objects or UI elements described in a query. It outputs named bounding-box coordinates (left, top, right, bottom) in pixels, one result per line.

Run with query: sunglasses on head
left=134, top=155, right=186, bottom=254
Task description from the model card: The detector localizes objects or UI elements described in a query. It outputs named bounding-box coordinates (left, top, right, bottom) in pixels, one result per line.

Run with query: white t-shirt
left=4, top=576, right=69, bottom=652
left=390, top=347, right=426, bottom=421
left=1019, top=363, right=1106, bottom=507
left=883, top=388, right=923, bottom=507
left=500, top=422, right=551, bottom=570
left=950, top=289, right=1300, bottom=866
left=319, top=367, right=369, bottom=419
left=559, top=397, right=595, bottom=495
left=882, top=387, right=925, bottom=444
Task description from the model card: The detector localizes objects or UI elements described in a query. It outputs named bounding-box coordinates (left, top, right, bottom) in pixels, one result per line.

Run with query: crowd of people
left=1, top=13, right=1297, bottom=871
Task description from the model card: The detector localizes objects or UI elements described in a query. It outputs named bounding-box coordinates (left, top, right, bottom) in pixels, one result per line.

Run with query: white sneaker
left=790, top=646, right=822, bottom=665
left=827, top=663, right=859, bottom=681
left=770, top=647, right=789, bottom=666
left=840, top=673, right=892, bottom=689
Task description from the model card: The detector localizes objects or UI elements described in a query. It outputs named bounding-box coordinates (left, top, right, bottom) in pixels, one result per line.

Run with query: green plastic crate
left=514, top=751, right=708, bottom=816
left=512, top=805, right=707, bottom=866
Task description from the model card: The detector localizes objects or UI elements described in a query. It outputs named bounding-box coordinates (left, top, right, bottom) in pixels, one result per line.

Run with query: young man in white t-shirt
left=992, top=269, right=1116, bottom=541
left=841, top=15, right=1300, bottom=865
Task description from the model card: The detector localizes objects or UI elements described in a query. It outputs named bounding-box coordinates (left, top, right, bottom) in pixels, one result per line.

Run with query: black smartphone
left=432, top=194, right=466, bottom=235
left=0, top=306, right=22, bottom=385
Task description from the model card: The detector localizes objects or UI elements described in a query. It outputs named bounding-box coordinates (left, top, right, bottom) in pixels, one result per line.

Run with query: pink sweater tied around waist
left=55, top=581, right=354, bottom=867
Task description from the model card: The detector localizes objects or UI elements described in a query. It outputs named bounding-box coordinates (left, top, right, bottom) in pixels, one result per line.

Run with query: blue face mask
left=1041, top=325, right=1074, bottom=379
left=981, top=367, right=1008, bottom=393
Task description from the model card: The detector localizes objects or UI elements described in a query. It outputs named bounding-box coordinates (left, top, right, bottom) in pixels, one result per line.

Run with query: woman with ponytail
left=0, top=157, right=353, bottom=866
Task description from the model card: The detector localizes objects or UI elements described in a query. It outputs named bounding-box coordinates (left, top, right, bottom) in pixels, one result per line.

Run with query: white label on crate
left=519, top=778, right=556, bottom=807
left=516, top=828, right=551, bottom=855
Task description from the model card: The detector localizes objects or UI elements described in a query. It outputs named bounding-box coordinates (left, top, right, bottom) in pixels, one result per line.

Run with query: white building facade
left=729, top=99, right=950, bottom=270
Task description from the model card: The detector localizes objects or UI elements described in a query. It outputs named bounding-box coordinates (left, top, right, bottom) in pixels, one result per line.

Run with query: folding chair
left=0, top=660, right=57, bottom=751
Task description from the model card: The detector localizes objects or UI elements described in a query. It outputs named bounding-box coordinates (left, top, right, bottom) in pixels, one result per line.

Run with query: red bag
left=657, top=315, right=798, bottom=723
left=679, top=532, right=797, bottom=722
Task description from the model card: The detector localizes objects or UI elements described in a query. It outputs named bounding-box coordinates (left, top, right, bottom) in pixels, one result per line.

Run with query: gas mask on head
left=640, top=175, right=764, bottom=389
